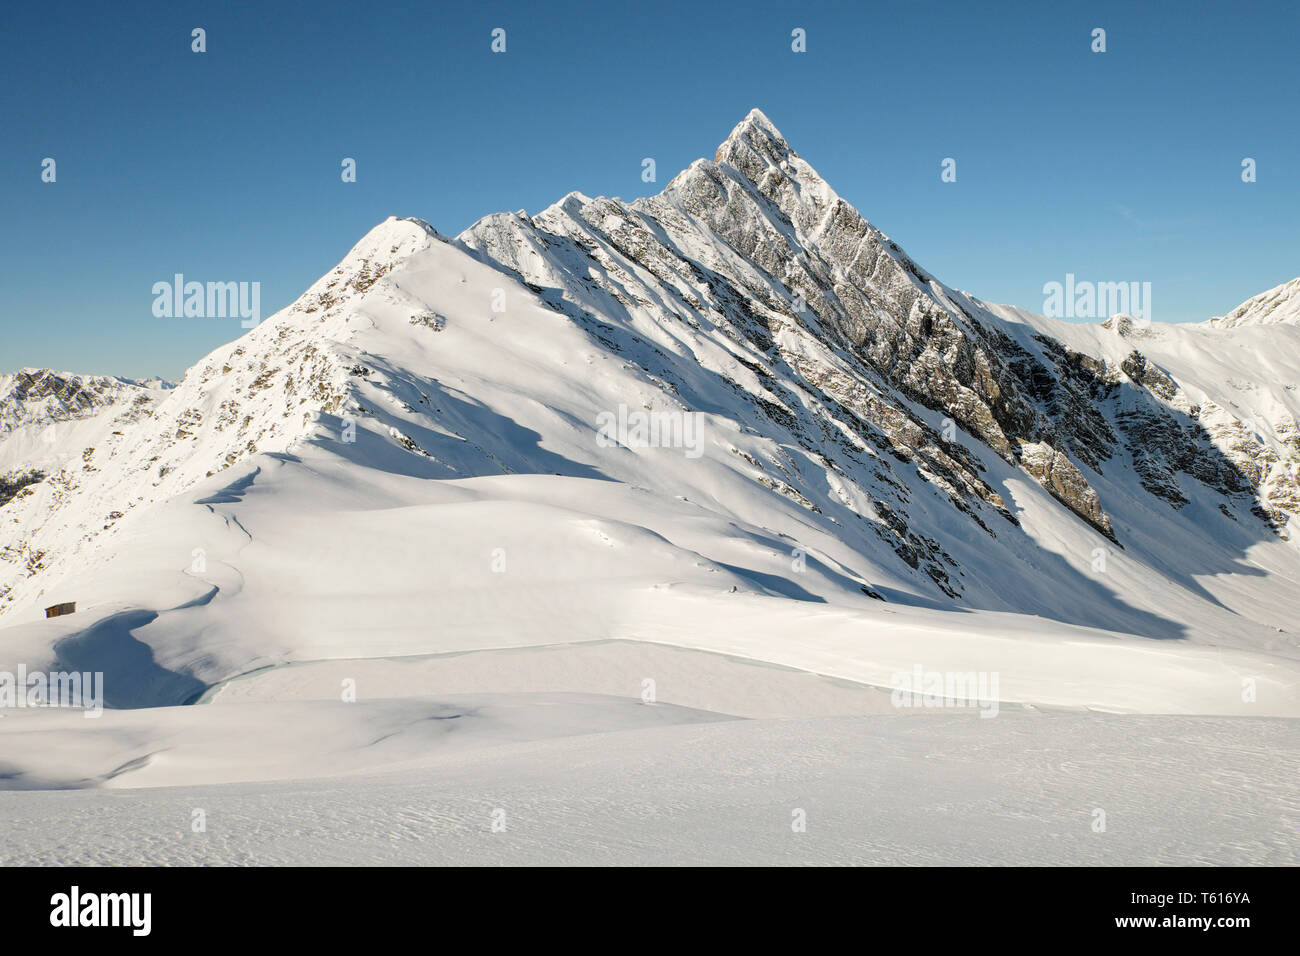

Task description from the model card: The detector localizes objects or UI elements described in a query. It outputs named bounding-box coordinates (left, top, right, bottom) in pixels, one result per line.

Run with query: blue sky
left=3, top=0, right=1297, bottom=379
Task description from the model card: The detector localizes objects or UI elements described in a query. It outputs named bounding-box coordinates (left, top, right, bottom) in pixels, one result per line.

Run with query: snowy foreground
left=1, top=647, right=1296, bottom=865
left=1, top=704, right=1295, bottom=866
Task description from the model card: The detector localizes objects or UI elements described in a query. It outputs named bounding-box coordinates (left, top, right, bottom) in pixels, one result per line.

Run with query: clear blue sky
left=3, top=0, right=1297, bottom=380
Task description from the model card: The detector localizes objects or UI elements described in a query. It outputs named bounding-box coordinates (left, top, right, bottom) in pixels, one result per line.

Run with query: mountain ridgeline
left=2, top=110, right=1298, bottom=650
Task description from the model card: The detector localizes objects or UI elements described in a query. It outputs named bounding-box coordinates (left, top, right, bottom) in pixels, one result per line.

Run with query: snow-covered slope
left=1207, top=277, right=1300, bottom=328
left=4, top=710, right=1294, bottom=865
left=0, top=370, right=171, bottom=582
left=2, top=109, right=1298, bottom=716
left=0, top=369, right=169, bottom=478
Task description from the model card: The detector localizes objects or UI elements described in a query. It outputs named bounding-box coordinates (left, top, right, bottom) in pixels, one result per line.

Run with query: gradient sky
left=3, top=0, right=1297, bottom=380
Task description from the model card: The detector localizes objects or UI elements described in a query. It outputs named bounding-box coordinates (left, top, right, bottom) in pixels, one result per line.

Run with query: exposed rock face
left=0, top=470, right=44, bottom=507
left=694, top=112, right=1036, bottom=463
left=1017, top=440, right=1114, bottom=539
left=460, top=109, right=1113, bottom=539
left=1121, top=351, right=1178, bottom=402
left=0, top=369, right=153, bottom=438
left=459, top=110, right=1300, bottom=550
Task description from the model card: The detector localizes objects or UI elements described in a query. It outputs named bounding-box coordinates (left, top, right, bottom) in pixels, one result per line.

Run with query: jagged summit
left=715, top=108, right=794, bottom=165
left=706, top=108, right=839, bottom=227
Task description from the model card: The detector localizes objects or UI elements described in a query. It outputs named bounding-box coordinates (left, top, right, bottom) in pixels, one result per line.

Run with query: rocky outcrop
left=0, top=369, right=153, bottom=437
left=0, top=469, right=44, bottom=508
left=1017, top=441, right=1115, bottom=539
left=461, top=109, right=1124, bottom=544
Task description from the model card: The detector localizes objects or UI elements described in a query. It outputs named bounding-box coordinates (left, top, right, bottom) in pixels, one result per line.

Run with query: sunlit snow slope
left=2, top=110, right=1299, bottom=722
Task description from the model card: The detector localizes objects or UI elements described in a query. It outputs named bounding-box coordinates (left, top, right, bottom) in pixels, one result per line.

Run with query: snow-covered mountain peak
left=455, top=110, right=1300, bottom=561
left=715, top=107, right=793, bottom=165
left=5, top=111, right=1300, bottom=674
left=707, top=109, right=840, bottom=231
left=331, top=216, right=440, bottom=274
left=1208, top=277, right=1300, bottom=328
